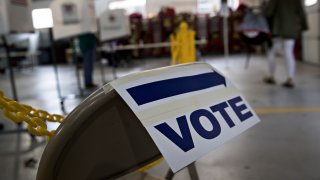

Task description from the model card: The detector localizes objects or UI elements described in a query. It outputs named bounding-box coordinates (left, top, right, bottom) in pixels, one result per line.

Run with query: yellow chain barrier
left=0, top=90, right=64, bottom=138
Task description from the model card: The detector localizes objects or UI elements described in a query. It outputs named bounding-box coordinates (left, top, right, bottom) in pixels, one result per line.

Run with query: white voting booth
left=0, top=0, right=33, bottom=35
left=99, top=9, right=131, bottom=42
left=50, top=0, right=131, bottom=41
left=50, top=0, right=97, bottom=40
left=303, top=1, right=320, bottom=64
left=0, top=0, right=9, bottom=35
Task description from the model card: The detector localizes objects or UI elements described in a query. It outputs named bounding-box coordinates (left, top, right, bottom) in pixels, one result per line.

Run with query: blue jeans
left=82, top=46, right=96, bottom=85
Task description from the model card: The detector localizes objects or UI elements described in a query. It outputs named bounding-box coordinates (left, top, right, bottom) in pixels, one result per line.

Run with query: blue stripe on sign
left=127, top=72, right=226, bottom=106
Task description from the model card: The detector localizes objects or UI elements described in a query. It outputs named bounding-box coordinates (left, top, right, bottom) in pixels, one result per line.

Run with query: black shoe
left=282, top=79, right=295, bottom=88
left=263, top=77, right=276, bottom=85
left=0, top=123, right=4, bottom=131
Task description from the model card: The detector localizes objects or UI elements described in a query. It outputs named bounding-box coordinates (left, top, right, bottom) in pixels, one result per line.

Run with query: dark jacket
left=263, top=0, right=308, bottom=39
left=78, top=33, right=96, bottom=53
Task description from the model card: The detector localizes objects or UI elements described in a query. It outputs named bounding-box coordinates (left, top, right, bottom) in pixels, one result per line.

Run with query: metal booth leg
left=72, top=42, right=84, bottom=97
left=165, top=162, right=199, bottom=180
left=1, top=35, right=18, bottom=101
left=165, top=169, right=174, bottom=180
left=111, top=50, right=117, bottom=79
left=48, top=28, right=65, bottom=113
left=187, top=162, right=199, bottom=180
left=99, top=58, right=107, bottom=85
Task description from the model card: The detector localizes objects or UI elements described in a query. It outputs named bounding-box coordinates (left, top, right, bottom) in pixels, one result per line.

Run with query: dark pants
left=82, top=46, right=96, bottom=85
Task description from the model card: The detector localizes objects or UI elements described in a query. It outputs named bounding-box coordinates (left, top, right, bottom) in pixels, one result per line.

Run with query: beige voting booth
left=0, top=0, right=33, bottom=35
left=50, top=0, right=97, bottom=40
left=303, top=1, right=320, bottom=64
left=99, top=9, right=131, bottom=42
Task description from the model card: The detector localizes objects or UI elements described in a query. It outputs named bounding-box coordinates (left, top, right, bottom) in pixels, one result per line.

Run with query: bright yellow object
left=170, top=22, right=196, bottom=65
left=170, top=35, right=179, bottom=65
left=138, top=157, right=164, bottom=172
left=0, top=90, right=64, bottom=137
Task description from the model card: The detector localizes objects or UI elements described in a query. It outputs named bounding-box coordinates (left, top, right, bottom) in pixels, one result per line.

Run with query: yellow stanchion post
left=170, top=22, right=196, bottom=65
left=170, top=34, right=178, bottom=65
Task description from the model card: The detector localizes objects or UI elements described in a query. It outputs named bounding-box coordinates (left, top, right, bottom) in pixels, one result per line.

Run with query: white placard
left=50, top=0, right=97, bottom=40
left=99, top=9, right=130, bottom=41
left=108, top=63, right=260, bottom=172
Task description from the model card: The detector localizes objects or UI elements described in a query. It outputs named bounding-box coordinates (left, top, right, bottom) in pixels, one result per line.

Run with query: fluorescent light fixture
left=109, top=0, right=146, bottom=10
left=305, top=0, right=318, bottom=6
left=32, top=8, right=54, bottom=29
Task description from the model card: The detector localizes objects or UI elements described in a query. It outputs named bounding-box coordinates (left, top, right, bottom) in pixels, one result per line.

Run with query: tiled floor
left=1, top=55, right=320, bottom=180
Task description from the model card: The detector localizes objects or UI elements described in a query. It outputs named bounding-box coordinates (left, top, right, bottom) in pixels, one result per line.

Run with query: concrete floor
left=1, top=55, right=320, bottom=180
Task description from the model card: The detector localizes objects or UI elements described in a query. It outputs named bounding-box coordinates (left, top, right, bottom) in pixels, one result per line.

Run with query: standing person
left=78, top=33, right=97, bottom=88
left=263, top=0, right=308, bottom=88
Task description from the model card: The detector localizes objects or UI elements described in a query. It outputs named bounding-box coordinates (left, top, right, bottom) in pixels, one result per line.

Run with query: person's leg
left=83, top=46, right=96, bottom=87
left=264, top=38, right=282, bottom=83
left=282, top=39, right=295, bottom=87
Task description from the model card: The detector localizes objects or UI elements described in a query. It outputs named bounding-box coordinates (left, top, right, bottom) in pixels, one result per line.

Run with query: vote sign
left=109, top=63, right=260, bottom=172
